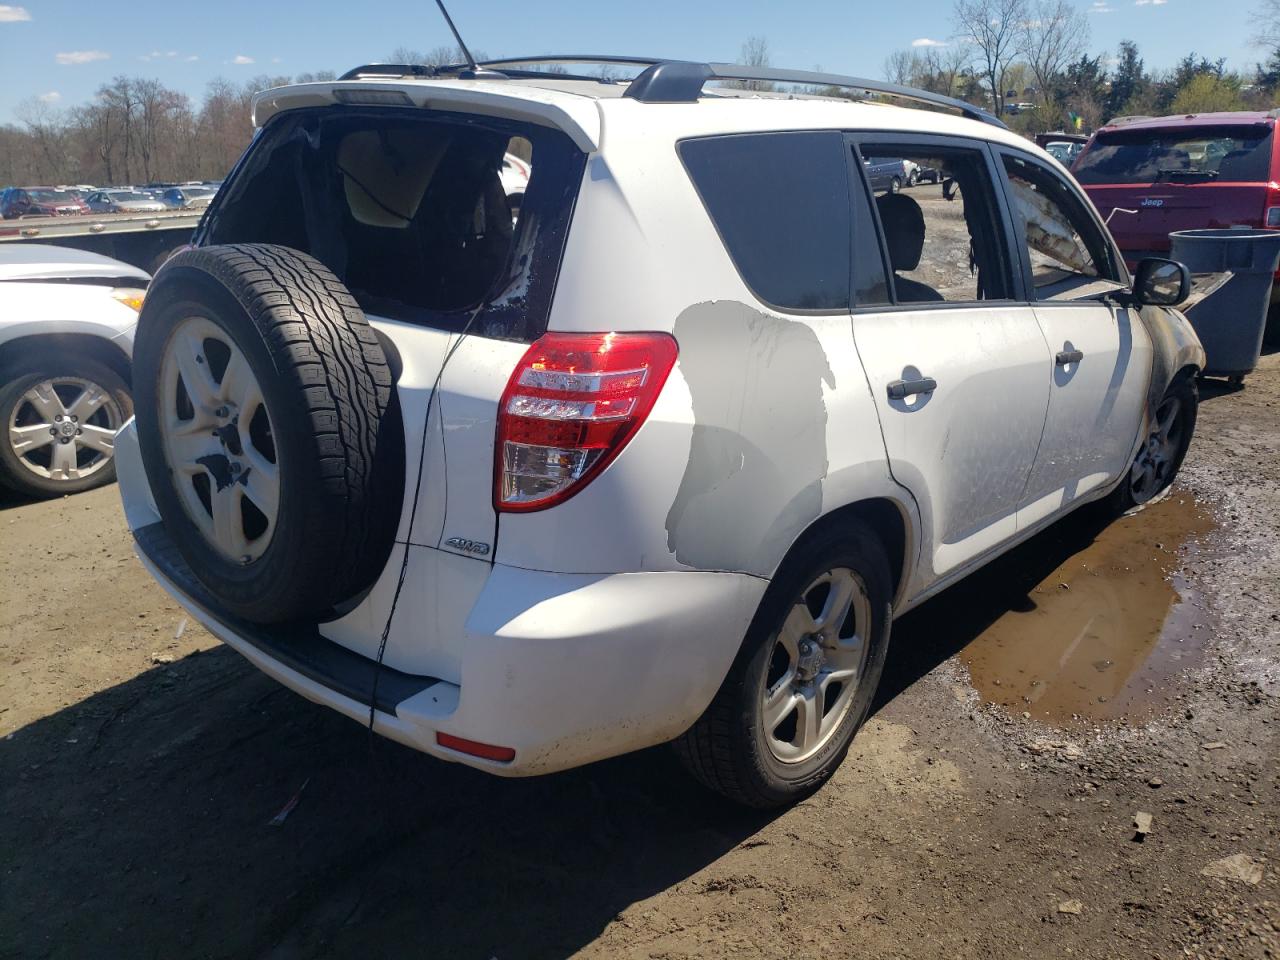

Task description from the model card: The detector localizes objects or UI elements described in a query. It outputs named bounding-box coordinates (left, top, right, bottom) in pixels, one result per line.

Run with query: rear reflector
left=495, top=331, right=678, bottom=512
left=436, top=732, right=516, bottom=762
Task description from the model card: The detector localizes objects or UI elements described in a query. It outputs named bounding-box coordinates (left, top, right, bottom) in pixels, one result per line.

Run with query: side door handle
left=887, top=376, right=937, bottom=400
left=1056, top=349, right=1084, bottom=366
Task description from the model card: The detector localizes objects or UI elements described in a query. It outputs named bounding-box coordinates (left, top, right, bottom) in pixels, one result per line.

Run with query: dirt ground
left=2, top=350, right=1278, bottom=959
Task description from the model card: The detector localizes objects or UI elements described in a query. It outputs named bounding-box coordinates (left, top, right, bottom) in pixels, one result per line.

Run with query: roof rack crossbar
left=624, top=61, right=1007, bottom=128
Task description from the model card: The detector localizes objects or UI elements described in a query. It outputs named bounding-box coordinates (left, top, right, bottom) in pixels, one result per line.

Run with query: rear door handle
left=1056, top=349, right=1084, bottom=366
left=886, top=376, right=937, bottom=400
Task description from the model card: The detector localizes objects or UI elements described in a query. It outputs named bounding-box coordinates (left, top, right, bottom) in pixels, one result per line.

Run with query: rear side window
left=679, top=131, right=851, bottom=311
left=199, top=106, right=585, bottom=341
left=1073, top=124, right=1274, bottom=185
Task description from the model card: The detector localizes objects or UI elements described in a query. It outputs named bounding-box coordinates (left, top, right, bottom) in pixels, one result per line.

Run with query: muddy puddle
left=951, top=492, right=1216, bottom=724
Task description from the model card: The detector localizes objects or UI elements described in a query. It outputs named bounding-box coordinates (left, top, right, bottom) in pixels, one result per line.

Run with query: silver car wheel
left=7, top=376, right=123, bottom=481
left=158, top=316, right=280, bottom=564
left=761, top=567, right=872, bottom=764
left=1128, top=395, right=1184, bottom=505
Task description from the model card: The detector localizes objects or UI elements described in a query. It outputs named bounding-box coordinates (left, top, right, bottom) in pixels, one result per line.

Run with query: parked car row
left=0, top=181, right=221, bottom=218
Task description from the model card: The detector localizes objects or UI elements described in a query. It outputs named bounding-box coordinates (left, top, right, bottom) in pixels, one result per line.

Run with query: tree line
left=0, top=71, right=336, bottom=188
left=879, top=0, right=1280, bottom=135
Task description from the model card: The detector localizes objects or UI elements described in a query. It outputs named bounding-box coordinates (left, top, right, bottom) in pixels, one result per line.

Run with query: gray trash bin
left=1168, top=228, right=1280, bottom=383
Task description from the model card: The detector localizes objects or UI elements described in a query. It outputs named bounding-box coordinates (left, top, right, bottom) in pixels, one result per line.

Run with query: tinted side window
left=680, top=131, right=851, bottom=311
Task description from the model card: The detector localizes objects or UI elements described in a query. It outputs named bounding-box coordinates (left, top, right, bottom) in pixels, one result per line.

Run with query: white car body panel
left=1017, top=302, right=1154, bottom=527
left=852, top=304, right=1052, bottom=590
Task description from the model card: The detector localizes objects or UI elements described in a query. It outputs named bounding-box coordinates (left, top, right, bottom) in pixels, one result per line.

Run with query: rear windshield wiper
left=1153, top=168, right=1220, bottom=182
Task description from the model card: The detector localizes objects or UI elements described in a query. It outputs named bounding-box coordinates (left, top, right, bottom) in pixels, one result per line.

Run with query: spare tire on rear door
left=132, top=244, right=404, bottom=623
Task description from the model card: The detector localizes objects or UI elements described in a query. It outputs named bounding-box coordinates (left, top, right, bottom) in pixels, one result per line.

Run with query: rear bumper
left=116, top=419, right=766, bottom=776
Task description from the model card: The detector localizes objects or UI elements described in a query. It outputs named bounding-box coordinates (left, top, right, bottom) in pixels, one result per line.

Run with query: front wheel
left=0, top=358, right=131, bottom=499
left=674, top=520, right=893, bottom=808
left=1109, top=376, right=1197, bottom=513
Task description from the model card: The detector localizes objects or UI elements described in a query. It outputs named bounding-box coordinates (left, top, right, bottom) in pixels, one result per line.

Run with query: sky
left=0, top=0, right=1265, bottom=124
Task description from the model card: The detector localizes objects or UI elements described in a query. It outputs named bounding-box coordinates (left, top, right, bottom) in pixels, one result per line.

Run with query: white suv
left=114, top=57, right=1204, bottom=807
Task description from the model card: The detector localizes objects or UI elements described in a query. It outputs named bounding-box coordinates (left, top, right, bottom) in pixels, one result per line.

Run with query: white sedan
left=0, top=244, right=147, bottom=498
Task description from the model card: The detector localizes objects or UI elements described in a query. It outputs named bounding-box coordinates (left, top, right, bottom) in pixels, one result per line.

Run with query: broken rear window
left=199, top=106, right=584, bottom=341
left=1073, top=124, right=1274, bottom=185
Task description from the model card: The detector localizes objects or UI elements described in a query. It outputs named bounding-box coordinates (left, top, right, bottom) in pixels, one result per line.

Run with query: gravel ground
left=1, top=348, right=1276, bottom=960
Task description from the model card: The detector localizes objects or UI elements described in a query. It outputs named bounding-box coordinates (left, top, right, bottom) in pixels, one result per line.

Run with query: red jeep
left=1073, top=111, right=1280, bottom=292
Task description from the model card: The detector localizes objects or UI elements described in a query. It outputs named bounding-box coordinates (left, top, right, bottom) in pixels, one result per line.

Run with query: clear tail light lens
left=495, top=332, right=678, bottom=512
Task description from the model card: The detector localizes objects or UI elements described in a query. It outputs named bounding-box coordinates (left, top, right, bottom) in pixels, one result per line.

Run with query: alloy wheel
left=7, top=377, right=123, bottom=482
left=1128, top=394, right=1184, bottom=504
left=760, top=567, right=872, bottom=764
left=158, top=316, right=279, bottom=564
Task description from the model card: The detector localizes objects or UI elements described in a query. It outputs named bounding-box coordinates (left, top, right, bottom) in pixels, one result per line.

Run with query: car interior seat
left=875, top=192, right=944, bottom=303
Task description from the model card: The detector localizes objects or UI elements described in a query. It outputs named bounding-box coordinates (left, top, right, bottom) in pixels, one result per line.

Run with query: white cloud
left=185, top=54, right=199, bottom=62
left=1135, top=0, right=1169, bottom=5
left=56, top=50, right=109, bottom=65
left=271, top=56, right=282, bottom=64
left=165, top=50, right=177, bottom=57
left=0, top=5, right=31, bottom=22
left=230, top=54, right=254, bottom=65
left=1089, top=0, right=1114, bottom=11
left=37, top=91, right=61, bottom=103
left=912, top=38, right=948, bottom=48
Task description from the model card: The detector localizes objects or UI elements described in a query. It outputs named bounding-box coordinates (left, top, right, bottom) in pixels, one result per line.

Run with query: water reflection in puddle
left=949, top=492, right=1215, bottom=724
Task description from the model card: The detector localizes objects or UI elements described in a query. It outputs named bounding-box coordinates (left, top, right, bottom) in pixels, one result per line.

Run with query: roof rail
left=340, top=55, right=663, bottom=84
left=625, top=61, right=1007, bottom=128
left=336, top=56, right=1006, bottom=128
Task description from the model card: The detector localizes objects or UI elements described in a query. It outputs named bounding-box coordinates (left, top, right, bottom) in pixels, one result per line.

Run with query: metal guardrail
left=0, top=210, right=204, bottom=242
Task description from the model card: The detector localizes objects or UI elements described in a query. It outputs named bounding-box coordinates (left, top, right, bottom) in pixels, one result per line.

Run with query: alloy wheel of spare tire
left=674, top=519, right=892, bottom=808
left=132, top=244, right=403, bottom=623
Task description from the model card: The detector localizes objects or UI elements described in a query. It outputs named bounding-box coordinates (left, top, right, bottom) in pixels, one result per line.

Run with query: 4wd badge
left=445, top=537, right=491, bottom=557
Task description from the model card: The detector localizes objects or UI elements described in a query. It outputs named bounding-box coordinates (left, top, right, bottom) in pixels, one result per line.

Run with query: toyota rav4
left=115, top=57, right=1205, bottom=807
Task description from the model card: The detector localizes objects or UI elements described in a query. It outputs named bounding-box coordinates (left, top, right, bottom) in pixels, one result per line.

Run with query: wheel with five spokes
left=674, top=519, right=893, bottom=808
left=0, top=358, right=131, bottom=499
left=1109, top=375, right=1197, bottom=513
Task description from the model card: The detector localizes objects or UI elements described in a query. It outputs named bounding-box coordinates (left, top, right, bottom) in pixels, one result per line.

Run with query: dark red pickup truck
left=1073, top=111, right=1280, bottom=290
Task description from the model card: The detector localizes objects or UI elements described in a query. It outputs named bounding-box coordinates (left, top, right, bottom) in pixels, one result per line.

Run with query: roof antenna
left=433, top=0, right=506, bottom=79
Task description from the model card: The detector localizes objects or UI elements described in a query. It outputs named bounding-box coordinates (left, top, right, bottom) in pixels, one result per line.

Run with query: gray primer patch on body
left=666, top=301, right=835, bottom=574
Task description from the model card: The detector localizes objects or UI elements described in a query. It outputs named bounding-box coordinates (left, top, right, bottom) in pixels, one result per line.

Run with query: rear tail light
left=1266, top=182, right=1280, bottom=228
left=495, top=331, right=678, bottom=512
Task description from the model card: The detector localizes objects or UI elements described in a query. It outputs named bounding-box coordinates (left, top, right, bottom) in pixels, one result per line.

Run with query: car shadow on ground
left=2, top=643, right=780, bottom=959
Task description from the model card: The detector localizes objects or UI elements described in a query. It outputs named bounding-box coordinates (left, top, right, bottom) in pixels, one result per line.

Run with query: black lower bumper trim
left=133, top=522, right=440, bottom=713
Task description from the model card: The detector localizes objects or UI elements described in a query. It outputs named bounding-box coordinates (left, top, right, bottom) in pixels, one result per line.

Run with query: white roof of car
left=0, top=243, right=151, bottom=283
left=251, top=76, right=1042, bottom=158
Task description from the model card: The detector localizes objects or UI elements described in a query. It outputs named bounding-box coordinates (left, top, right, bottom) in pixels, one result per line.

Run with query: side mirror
left=1133, top=257, right=1190, bottom=307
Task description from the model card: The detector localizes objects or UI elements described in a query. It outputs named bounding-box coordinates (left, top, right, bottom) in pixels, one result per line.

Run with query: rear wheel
left=0, top=358, right=130, bottom=499
left=674, top=520, right=892, bottom=808
left=889, top=176, right=902, bottom=194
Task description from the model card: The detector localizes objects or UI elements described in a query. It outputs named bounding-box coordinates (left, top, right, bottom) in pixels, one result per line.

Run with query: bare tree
left=954, top=0, right=1028, bottom=116
left=884, top=50, right=919, bottom=86
left=1255, top=0, right=1280, bottom=49
left=739, top=36, right=774, bottom=91
left=1019, top=0, right=1089, bottom=107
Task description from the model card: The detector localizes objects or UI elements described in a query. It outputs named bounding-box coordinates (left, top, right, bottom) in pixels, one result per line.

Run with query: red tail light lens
left=495, top=332, right=678, bottom=512
left=1265, top=182, right=1280, bottom=228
